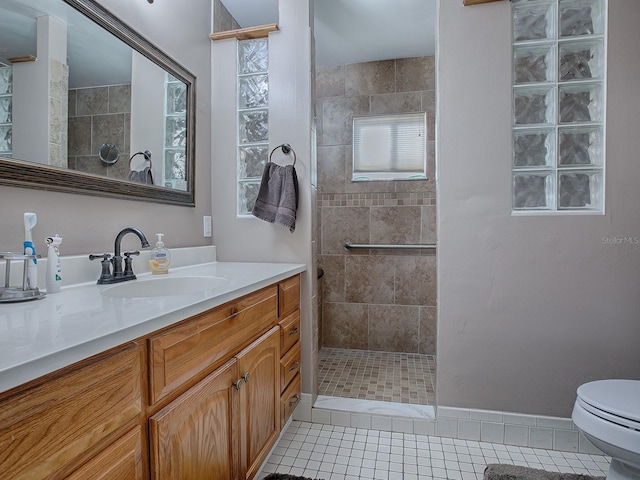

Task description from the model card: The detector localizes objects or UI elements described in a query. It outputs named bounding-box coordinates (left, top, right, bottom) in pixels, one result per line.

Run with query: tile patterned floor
left=258, top=421, right=610, bottom=480
left=318, top=348, right=437, bottom=406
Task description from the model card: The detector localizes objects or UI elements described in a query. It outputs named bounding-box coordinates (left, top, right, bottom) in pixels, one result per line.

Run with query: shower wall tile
left=420, top=306, right=437, bottom=355
left=108, top=85, right=131, bottom=113
left=68, top=117, right=91, bottom=155
left=76, top=87, right=109, bottom=116
left=317, top=145, right=346, bottom=194
left=68, top=90, right=77, bottom=117
left=345, top=255, right=395, bottom=304
left=92, top=114, right=126, bottom=154
left=395, top=256, right=437, bottom=306
left=318, top=255, right=346, bottom=303
left=321, top=206, right=370, bottom=254
left=317, top=56, right=438, bottom=354
left=397, top=56, right=436, bottom=92
left=345, top=60, right=395, bottom=96
left=370, top=91, right=423, bottom=115
left=322, top=303, right=369, bottom=349
left=368, top=305, right=420, bottom=352
left=316, top=65, right=345, bottom=99
left=74, top=155, right=107, bottom=176
left=371, top=206, right=422, bottom=245
left=108, top=153, right=130, bottom=179
left=421, top=205, right=437, bottom=245
left=69, top=86, right=131, bottom=179
left=321, top=96, right=370, bottom=146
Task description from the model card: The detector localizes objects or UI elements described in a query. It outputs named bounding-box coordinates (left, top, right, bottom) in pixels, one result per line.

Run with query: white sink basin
left=101, top=276, right=228, bottom=298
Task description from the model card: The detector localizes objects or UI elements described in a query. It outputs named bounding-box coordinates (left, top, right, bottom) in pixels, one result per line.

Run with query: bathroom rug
left=484, top=464, right=605, bottom=480
left=263, top=474, right=324, bottom=480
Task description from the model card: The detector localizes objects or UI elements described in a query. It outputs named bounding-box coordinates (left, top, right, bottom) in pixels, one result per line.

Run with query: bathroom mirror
left=0, top=0, right=196, bottom=206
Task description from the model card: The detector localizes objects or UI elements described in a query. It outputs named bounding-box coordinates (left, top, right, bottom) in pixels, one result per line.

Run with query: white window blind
left=352, top=113, right=427, bottom=181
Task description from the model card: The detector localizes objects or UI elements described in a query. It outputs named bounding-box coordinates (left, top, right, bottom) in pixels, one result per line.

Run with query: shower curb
left=292, top=394, right=604, bottom=456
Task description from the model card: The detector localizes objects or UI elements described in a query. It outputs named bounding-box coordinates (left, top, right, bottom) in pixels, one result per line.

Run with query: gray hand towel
left=252, top=162, right=299, bottom=232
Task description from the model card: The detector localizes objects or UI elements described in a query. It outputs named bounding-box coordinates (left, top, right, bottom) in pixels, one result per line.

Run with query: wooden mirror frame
left=463, top=0, right=505, bottom=5
left=0, top=0, right=197, bottom=206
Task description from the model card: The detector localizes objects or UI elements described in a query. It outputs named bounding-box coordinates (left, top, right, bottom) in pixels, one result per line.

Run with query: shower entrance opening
left=318, top=347, right=436, bottom=406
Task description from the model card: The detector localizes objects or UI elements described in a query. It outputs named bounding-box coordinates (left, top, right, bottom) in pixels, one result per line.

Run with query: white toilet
left=572, top=379, right=640, bottom=480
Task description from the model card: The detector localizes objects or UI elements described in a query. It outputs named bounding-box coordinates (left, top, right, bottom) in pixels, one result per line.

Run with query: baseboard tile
left=301, top=397, right=604, bottom=455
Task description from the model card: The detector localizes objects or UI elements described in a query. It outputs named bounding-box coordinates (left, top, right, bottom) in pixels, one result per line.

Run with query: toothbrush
left=23, top=212, right=38, bottom=290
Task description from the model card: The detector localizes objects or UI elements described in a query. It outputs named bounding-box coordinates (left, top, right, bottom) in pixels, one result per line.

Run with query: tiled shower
left=316, top=56, right=437, bottom=406
left=68, top=85, right=132, bottom=179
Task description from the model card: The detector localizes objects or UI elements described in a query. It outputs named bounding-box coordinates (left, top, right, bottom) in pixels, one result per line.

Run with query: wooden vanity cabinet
left=237, top=326, right=281, bottom=480
left=65, top=427, right=144, bottom=480
left=0, top=273, right=301, bottom=480
left=149, top=359, right=241, bottom=480
left=0, top=343, right=143, bottom=480
left=277, top=275, right=301, bottom=426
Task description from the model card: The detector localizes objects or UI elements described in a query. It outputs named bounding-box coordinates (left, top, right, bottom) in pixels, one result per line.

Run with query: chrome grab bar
left=344, top=241, right=436, bottom=251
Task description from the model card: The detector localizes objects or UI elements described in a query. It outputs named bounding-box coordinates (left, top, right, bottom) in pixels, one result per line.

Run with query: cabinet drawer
left=278, top=275, right=300, bottom=319
left=0, top=344, right=142, bottom=480
left=278, top=311, right=300, bottom=355
left=280, top=374, right=301, bottom=426
left=280, top=341, right=300, bottom=392
left=148, top=285, right=277, bottom=405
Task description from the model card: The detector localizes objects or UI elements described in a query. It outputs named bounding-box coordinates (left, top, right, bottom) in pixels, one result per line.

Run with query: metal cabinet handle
left=288, top=361, right=300, bottom=372
left=288, top=327, right=299, bottom=336
left=241, top=372, right=250, bottom=382
left=233, top=379, right=244, bottom=390
left=288, top=394, right=300, bottom=406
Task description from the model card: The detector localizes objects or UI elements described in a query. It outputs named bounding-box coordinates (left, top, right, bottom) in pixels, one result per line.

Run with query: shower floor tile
left=318, top=347, right=436, bottom=405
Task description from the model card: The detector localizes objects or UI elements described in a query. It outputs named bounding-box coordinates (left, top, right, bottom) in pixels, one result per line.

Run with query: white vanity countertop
left=0, top=261, right=306, bottom=393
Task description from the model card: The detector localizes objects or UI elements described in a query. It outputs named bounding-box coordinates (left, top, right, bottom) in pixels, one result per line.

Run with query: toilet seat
left=577, top=380, right=640, bottom=430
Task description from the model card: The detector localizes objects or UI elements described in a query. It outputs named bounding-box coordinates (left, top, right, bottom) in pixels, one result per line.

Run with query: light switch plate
left=203, top=216, right=212, bottom=237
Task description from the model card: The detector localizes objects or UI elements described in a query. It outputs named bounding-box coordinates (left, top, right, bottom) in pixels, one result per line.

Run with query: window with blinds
left=352, top=113, right=427, bottom=181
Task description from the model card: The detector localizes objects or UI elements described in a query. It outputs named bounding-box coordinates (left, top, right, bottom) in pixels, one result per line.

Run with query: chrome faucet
left=89, top=227, right=150, bottom=285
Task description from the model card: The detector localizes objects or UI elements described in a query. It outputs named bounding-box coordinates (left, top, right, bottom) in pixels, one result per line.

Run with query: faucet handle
left=89, top=253, right=113, bottom=284
left=89, top=253, right=111, bottom=261
left=123, top=251, right=140, bottom=278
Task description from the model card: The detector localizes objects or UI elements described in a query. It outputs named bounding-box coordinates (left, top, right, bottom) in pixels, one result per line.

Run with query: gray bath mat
left=264, top=475, right=323, bottom=480
left=484, top=464, right=605, bottom=480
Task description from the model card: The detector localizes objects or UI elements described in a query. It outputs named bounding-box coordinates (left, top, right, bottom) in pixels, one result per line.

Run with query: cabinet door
left=65, top=428, right=143, bottom=480
left=236, top=326, right=280, bottom=480
left=149, top=359, right=240, bottom=480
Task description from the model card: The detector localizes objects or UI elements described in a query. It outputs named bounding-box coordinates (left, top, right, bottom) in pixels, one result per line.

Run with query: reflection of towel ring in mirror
left=129, top=150, right=153, bottom=171
left=269, top=143, right=296, bottom=166
left=99, top=143, right=120, bottom=165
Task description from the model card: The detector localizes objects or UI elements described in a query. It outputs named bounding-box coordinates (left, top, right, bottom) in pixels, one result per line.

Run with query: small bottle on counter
left=149, top=233, right=171, bottom=275
left=45, top=234, right=63, bottom=293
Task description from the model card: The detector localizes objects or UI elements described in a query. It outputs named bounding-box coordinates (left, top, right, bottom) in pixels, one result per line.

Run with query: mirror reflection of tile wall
left=316, top=56, right=437, bottom=355
left=68, top=84, right=131, bottom=180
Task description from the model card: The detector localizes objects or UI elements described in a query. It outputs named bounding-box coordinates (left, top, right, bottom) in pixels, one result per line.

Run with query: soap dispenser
left=149, top=233, right=171, bottom=275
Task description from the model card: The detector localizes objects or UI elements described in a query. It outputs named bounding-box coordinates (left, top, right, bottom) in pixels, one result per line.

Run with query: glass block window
left=0, top=66, right=12, bottom=158
left=237, top=38, right=269, bottom=215
left=511, top=0, right=606, bottom=212
left=164, top=74, right=187, bottom=190
left=352, top=113, right=427, bottom=181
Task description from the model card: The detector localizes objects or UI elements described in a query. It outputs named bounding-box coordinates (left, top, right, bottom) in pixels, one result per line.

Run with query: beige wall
left=316, top=57, right=437, bottom=355
left=211, top=0, right=317, bottom=394
left=0, top=0, right=212, bottom=256
left=437, top=0, right=640, bottom=417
